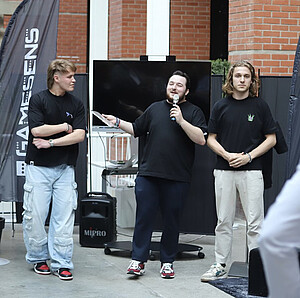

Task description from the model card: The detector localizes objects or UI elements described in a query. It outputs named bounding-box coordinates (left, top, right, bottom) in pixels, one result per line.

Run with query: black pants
left=132, top=176, right=189, bottom=263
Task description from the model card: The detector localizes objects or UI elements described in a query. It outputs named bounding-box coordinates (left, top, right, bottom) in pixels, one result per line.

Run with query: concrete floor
left=0, top=221, right=247, bottom=298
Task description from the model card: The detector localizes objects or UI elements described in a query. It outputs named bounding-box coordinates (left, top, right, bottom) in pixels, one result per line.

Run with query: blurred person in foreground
left=259, top=161, right=300, bottom=298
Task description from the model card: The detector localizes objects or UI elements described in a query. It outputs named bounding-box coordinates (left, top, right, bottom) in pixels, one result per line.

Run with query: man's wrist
left=246, top=152, right=252, bottom=163
left=49, top=139, right=54, bottom=147
left=65, top=123, right=69, bottom=132
left=115, top=117, right=121, bottom=128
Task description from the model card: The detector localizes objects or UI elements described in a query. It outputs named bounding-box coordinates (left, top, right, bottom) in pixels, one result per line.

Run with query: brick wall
left=170, top=0, right=210, bottom=60
left=228, top=0, right=300, bottom=76
left=1, top=0, right=299, bottom=75
left=108, top=0, right=211, bottom=60
left=1, top=0, right=88, bottom=73
left=3, top=15, right=10, bottom=27
left=57, top=0, right=88, bottom=73
left=109, top=0, right=147, bottom=59
left=109, top=0, right=123, bottom=59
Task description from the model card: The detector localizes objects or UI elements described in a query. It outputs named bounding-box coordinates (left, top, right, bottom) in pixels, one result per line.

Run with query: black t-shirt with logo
left=208, top=96, right=277, bottom=170
left=133, top=100, right=207, bottom=183
left=25, top=89, right=86, bottom=167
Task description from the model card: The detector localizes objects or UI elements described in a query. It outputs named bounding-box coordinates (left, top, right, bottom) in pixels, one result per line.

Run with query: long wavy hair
left=222, top=61, right=260, bottom=97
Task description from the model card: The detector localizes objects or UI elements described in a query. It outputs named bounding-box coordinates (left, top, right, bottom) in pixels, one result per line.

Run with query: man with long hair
left=201, top=61, right=277, bottom=282
left=22, top=59, right=86, bottom=280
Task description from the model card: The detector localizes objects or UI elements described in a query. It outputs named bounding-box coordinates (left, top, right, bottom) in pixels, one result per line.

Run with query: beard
left=166, top=92, right=184, bottom=103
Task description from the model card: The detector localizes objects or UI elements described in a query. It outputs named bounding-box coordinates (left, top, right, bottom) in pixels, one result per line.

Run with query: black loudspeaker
left=249, top=247, right=300, bottom=297
left=0, top=217, right=5, bottom=243
left=80, top=192, right=116, bottom=248
left=248, top=248, right=268, bottom=297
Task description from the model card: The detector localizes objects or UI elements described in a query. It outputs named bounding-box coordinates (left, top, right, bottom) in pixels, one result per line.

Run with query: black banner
left=286, top=36, right=300, bottom=179
left=0, top=0, right=60, bottom=201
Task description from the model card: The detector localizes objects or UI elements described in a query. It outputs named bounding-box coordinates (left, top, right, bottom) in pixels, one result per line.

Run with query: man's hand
left=102, top=114, right=117, bottom=126
left=170, top=105, right=183, bottom=124
left=33, top=138, right=51, bottom=149
left=227, top=152, right=250, bottom=168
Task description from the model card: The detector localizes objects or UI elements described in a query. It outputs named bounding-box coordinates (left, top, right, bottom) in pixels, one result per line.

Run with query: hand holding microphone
left=171, top=94, right=179, bottom=121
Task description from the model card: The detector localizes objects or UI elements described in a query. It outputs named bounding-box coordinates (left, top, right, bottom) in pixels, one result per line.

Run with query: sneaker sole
left=161, top=274, right=175, bottom=279
left=201, top=274, right=227, bottom=282
left=127, top=270, right=144, bottom=276
left=33, top=268, right=51, bottom=275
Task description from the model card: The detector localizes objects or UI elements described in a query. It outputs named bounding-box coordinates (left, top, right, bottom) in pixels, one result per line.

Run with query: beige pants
left=214, top=169, right=264, bottom=264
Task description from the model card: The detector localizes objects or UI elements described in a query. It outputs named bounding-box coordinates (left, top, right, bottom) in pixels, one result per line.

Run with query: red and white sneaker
left=127, top=260, right=145, bottom=276
left=160, top=263, right=175, bottom=279
left=53, top=268, right=73, bottom=281
left=33, top=262, right=51, bottom=275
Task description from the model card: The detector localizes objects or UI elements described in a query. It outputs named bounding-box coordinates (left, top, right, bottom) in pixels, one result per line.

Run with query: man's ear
left=185, top=89, right=189, bottom=96
left=53, top=73, right=59, bottom=83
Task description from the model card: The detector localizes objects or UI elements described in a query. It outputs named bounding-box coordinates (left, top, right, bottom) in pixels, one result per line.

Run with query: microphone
left=171, top=94, right=179, bottom=121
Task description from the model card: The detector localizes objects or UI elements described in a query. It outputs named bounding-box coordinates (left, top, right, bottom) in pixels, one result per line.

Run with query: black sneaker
left=33, top=262, right=51, bottom=275
left=53, top=268, right=73, bottom=280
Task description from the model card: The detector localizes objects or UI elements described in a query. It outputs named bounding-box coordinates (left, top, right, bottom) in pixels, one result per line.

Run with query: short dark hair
left=171, top=70, right=191, bottom=90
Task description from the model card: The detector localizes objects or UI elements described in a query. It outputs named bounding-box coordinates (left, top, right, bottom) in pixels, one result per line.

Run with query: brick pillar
left=57, top=0, right=88, bottom=73
left=228, top=0, right=300, bottom=76
left=170, top=0, right=210, bottom=60
left=108, top=0, right=211, bottom=61
left=109, top=0, right=147, bottom=59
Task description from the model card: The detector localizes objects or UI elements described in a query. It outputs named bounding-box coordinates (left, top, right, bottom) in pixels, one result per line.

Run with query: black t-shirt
left=133, top=100, right=207, bottom=182
left=208, top=96, right=277, bottom=170
left=25, top=90, right=86, bottom=167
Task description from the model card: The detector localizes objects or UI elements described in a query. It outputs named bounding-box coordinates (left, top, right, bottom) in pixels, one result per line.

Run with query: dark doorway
left=210, top=0, right=228, bottom=60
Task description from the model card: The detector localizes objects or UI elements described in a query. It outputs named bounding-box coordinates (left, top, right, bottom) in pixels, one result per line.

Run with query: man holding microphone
left=103, top=70, right=207, bottom=279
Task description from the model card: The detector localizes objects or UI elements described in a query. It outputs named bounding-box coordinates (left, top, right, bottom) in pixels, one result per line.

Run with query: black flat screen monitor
left=93, top=60, right=211, bottom=125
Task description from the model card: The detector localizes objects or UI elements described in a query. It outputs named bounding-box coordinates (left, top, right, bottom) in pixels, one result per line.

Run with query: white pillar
left=88, top=0, right=109, bottom=192
left=89, top=0, right=108, bottom=108
left=146, top=0, right=170, bottom=61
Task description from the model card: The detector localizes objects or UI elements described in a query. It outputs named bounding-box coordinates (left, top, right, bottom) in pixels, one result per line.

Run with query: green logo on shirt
left=248, top=114, right=255, bottom=122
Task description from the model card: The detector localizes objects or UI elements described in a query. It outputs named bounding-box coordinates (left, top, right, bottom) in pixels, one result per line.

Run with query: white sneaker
left=127, top=260, right=145, bottom=276
left=160, top=263, right=175, bottom=279
left=201, top=262, right=227, bottom=282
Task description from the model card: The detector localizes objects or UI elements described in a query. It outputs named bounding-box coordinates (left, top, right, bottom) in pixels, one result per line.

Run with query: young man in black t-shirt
left=201, top=61, right=277, bottom=282
left=22, top=59, right=86, bottom=281
left=103, top=70, right=207, bottom=279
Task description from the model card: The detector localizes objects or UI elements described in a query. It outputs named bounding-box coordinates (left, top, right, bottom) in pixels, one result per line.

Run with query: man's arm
left=32, top=129, right=85, bottom=149
left=31, top=122, right=72, bottom=137
left=207, top=133, right=277, bottom=168
left=102, top=114, right=134, bottom=135
left=178, top=120, right=206, bottom=145
left=229, top=133, right=276, bottom=168
left=207, top=133, right=230, bottom=161
left=171, top=105, right=206, bottom=145
left=248, top=133, right=277, bottom=161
